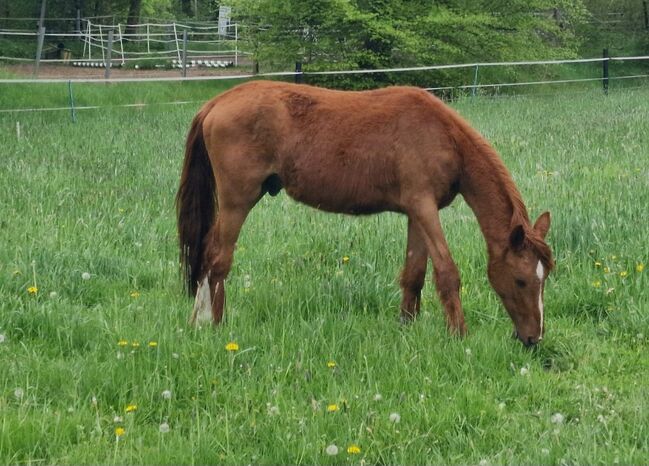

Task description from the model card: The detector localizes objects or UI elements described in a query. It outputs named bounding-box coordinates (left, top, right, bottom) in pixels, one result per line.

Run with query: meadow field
left=0, top=81, right=647, bottom=464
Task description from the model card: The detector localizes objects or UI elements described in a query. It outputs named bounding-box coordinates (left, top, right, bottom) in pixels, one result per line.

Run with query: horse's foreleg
left=410, top=201, right=466, bottom=336
left=189, top=206, right=248, bottom=326
left=400, top=218, right=428, bottom=322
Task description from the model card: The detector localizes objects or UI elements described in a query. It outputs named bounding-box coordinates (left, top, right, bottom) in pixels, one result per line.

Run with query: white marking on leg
left=536, top=261, right=544, bottom=339
left=190, top=276, right=213, bottom=326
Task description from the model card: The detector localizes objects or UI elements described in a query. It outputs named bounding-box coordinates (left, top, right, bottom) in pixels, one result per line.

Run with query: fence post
left=234, top=23, right=238, bottom=67
left=471, top=64, right=479, bottom=98
left=105, top=29, right=114, bottom=80
left=33, top=26, right=46, bottom=77
left=182, top=30, right=188, bottom=78
left=643, top=1, right=649, bottom=30
left=602, top=48, right=609, bottom=95
left=76, top=9, right=81, bottom=34
left=295, top=61, right=303, bottom=84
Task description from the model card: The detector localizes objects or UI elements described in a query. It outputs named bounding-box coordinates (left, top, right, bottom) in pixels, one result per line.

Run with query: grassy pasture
left=0, top=82, right=648, bottom=464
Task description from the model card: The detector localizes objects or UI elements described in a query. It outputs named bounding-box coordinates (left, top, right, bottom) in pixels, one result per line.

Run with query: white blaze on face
left=536, top=261, right=545, bottom=339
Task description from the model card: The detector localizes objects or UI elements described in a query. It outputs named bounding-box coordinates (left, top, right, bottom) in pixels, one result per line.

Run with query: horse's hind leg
left=190, top=205, right=249, bottom=326
left=400, top=218, right=428, bottom=322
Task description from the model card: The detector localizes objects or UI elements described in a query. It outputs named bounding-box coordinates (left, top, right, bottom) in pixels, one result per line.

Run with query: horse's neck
left=459, top=143, right=528, bottom=257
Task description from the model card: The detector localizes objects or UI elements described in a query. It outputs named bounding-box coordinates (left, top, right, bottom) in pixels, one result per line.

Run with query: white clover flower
left=550, top=412, right=565, bottom=424
left=325, top=444, right=339, bottom=456
left=14, top=388, right=24, bottom=400
left=389, top=412, right=401, bottom=423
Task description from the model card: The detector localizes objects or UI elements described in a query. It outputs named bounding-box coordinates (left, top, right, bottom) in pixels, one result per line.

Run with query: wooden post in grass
left=33, top=26, right=46, bottom=77
left=602, top=48, right=609, bottom=95
left=182, top=30, right=188, bottom=78
left=105, top=29, right=114, bottom=80
left=295, top=61, right=303, bottom=84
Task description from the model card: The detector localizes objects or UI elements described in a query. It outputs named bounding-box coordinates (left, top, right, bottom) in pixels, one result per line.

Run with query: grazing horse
left=176, top=81, right=554, bottom=346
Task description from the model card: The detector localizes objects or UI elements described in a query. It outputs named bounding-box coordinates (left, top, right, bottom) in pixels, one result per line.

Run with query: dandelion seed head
left=159, top=422, right=170, bottom=433
left=113, top=416, right=123, bottom=423
left=550, top=412, right=565, bottom=424
left=161, top=390, right=172, bottom=400
left=325, top=444, right=339, bottom=456
left=49, top=291, right=58, bottom=299
left=14, top=388, right=24, bottom=399
left=389, top=412, right=401, bottom=423
left=268, top=405, right=280, bottom=416
left=81, top=272, right=91, bottom=280
left=520, top=367, right=529, bottom=376
left=373, top=393, right=382, bottom=401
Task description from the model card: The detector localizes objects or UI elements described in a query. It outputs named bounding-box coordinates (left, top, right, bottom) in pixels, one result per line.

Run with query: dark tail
left=176, top=108, right=217, bottom=296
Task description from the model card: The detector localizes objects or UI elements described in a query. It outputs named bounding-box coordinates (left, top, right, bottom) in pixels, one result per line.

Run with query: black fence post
left=295, top=61, right=303, bottom=84
left=602, top=48, right=609, bottom=95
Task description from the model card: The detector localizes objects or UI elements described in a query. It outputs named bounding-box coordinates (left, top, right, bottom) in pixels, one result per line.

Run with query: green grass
left=0, top=82, right=648, bottom=464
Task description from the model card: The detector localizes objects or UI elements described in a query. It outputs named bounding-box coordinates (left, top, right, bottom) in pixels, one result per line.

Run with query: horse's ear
left=533, top=211, right=551, bottom=239
left=509, top=224, right=526, bottom=251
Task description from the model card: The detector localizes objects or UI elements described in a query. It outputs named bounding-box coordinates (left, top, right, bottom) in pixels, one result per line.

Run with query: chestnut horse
left=176, top=81, right=553, bottom=346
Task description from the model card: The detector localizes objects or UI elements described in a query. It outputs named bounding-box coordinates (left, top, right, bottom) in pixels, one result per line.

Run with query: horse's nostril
left=526, top=336, right=538, bottom=347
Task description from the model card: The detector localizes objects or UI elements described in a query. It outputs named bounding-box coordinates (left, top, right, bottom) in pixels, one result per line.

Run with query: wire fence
left=1, top=54, right=649, bottom=117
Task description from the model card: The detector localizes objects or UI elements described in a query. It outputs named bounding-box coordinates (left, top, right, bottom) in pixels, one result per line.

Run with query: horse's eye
left=515, top=279, right=526, bottom=288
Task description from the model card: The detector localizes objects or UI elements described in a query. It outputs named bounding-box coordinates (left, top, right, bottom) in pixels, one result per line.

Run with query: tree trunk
left=126, top=0, right=142, bottom=36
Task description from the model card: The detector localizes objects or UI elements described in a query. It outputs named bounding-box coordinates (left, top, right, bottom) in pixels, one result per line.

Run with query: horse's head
left=488, top=212, right=553, bottom=347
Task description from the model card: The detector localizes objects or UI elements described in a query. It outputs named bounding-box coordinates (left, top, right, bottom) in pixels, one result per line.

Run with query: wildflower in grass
left=148, top=341, right=157, bottom=348
left=342, top=256, right=350, bottom=264
left=116, top=351, right=124, bottom=360
left=603, top=266, right=610, bottom=274
left=267, top=404, right=280, bottom=416
left=91, top=396, right=98, bottom=407
left=550, top=412, right=564, bottom=424
left=27, top=286, right=38, bottom=295
left=114, top=416, right=123, bottom=423
left=130, top=291, right=140, bottom=298
left=159, top=422, right=170, bottom=433
left=325, top=444, right=339, bottom=456
left=327, top=360, right=336, bottom=368
left=541, top=448, right=550, bottom=456
left=465, top=347, right=472, bottom=355
left=49, top=291, right=58, bottom=299
left=117, top=339, right=128, bottom=347
left=243, top=274, right=252, bottom=289
left=131, top=341, right=140, bottom=348
left=389, top=412, right=401, bottom=423
left=520, top=367, right=529, bottom=376
left=13, top=270, right=21, bottom=276
left=161, top=390, right=172, bottom=400
left=347, top=444, right=361, bottom=455
left=225, top=342, right=239, bottom=352
left=81, top=272, right=91, bottom=280
left=592, top=280, right=601, bottom=288
left=619, top=271, right=628, bottom=278
left=115, top=427, right=125, bottom=438
left=637, top=263, right=644, bottom=273
left=125, top=404, right=137, bottom=413
left=0, top=334, right=5, bottom=344
left=373, top=393, right=382, bottom=401
left=594, top=261, right=602, bottom=267
left=172, top=352, right=179, bottom=359
left=14, top=388, right=24, bottom=400
left=326, top=403, right=339, bottom=413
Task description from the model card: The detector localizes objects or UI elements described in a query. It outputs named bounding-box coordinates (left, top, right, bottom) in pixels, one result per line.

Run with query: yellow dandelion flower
left=342, top=256, right=350, bottom=264
left=131, top=341, right=140, bottom=348
left=118, top=208, right=125, bottom=214
left=327, top=361, right=336, bottom=368
left=620, top=271, right=628, bottom=278
left=603, top=267, right=610, bottom=274
left=148, top=341, right=157, bottom=348
left=130, top=291, right=140, bottom=298
left=592, top=280, right=601, bottom=288
left=326, top=403, right=339, bottom=413
left=347, top=444, right=361, bottom=455
left=117, top=339, right=128, bottom=347
left=27, top=286, right=38, bottom=295
left=594, top=261, right=602, bottom=268
left=115, top=427, right=125, bottom=437
left=125, top=404, right=137, bottom=413
left=225, top=342, right=239, bottom=352
left=637, top=263, right=644, bottom=273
